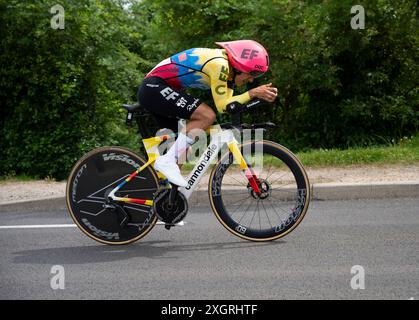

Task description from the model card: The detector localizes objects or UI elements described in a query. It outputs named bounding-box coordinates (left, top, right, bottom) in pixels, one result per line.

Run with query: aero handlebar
left=226, top=98, right=270, bottom=115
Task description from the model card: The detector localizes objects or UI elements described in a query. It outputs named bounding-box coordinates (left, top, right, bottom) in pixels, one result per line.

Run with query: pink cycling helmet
left=215, top=39, right=269, bottom=77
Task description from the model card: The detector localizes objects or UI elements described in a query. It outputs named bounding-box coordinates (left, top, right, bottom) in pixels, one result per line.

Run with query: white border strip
left=0, top=221, right=186, bottom=229
left=0, top=224, right=77, bottom=229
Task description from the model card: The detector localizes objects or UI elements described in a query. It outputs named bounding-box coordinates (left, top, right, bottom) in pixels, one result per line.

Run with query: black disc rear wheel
left=66, top=146, right=159, bottom=245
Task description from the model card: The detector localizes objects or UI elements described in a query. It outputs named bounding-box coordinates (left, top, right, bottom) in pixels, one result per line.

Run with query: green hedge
left=0, top=0, right=144, bottom=179
left=0, top=0, right=417, bottom=180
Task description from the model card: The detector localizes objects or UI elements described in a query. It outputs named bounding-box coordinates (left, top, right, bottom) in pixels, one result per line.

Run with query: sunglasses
left=234, top=69, right=265, bottom=79
left=248, top=70, right=265, bottom=78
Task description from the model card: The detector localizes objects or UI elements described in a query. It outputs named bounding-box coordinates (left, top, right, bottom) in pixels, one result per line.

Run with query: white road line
left=0, top=221, right=186, bottom=229
left=0, top=224, right=77, bottom=229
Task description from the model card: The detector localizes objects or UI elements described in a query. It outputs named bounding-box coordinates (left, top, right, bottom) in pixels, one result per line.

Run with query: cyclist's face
left=235, top=73, right=254, bottom=86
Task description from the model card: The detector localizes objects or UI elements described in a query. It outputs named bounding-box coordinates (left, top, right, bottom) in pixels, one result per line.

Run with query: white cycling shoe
left=154, top=156, right=188, bottom=187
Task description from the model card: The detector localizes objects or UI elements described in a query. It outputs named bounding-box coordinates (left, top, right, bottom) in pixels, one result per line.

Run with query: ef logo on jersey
left=160, top=87, right=179, bottom=101
left=241, top=49, right=259, bottom=60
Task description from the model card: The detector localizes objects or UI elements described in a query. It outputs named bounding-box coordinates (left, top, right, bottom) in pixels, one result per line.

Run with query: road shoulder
left=1, top=164, right=418, bottom=206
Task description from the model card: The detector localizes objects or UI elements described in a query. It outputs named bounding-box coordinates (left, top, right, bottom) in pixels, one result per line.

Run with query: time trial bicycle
left=66, top=99, right=311, bottom=245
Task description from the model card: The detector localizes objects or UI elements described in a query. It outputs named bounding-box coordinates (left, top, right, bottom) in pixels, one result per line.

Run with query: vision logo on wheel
left=82, top=218, right=120, bottom=240
left=102, top=153, right=141, bottom=170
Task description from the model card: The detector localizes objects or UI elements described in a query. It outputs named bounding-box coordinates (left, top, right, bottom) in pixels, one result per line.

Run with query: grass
left=297, top=135, right=419, bottom=167
left=1, top=135, right=418, bottom=182
left=0, top=173, right=56, bottom=184
left=181, top=134, right=419, bottom=170
left=0, top=174, right=38, bottom=183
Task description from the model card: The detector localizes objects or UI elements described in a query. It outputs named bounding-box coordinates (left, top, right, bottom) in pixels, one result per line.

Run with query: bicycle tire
left=66, top=146, right=159, bottom=245
left=209, top=140, right=310, bottom=241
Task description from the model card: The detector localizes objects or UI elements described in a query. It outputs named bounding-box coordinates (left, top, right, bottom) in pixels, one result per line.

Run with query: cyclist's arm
left=203, top=58, right=251, bottom=113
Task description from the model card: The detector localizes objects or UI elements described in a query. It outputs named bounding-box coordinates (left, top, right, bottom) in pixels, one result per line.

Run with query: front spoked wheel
left=66, top=146, right=159, bottom=245
left=209, top=140, right=310, bottom=241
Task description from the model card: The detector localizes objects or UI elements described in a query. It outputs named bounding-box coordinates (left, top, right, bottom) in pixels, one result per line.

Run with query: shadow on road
left=12, top=240, right=284, bottom=265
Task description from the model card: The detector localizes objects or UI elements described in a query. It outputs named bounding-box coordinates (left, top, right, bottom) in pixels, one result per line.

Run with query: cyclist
left=137, top=39, right=278, bottom=187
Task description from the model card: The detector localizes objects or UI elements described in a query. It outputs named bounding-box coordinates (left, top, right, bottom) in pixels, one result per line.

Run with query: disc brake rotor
left=248, top=179, right=271, bottom=200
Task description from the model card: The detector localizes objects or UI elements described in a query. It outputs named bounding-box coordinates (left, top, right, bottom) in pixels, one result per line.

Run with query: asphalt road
left=0, top=198, right=418, bottom=300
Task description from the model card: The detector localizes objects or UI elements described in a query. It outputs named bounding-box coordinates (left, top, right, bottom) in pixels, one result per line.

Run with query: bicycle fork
left=228, top=141, right=261, bottom=195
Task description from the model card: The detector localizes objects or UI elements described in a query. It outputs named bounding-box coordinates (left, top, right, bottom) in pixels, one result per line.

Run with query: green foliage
left=282, top=0, right=419, bottom=149
left=0, top=0, right=417, bottom=179
left=133, top=0, right=418, bottom=150
left=0, top=0, right=146, bottom=179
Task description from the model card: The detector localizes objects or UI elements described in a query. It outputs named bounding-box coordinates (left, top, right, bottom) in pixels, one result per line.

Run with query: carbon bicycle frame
left=107, top=124, right=261, bottom=205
